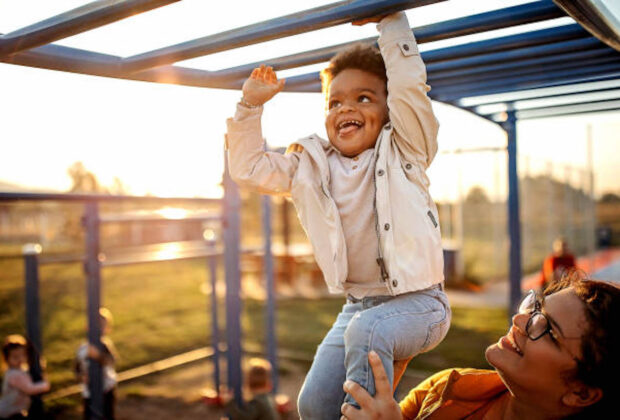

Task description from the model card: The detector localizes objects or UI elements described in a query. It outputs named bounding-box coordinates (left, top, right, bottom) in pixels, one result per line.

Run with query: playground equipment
left=2, top=0, right=619, bottom=417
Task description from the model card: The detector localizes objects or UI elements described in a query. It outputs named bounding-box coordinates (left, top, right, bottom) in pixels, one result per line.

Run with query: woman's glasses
left=518, top=290, right=580, bottom=360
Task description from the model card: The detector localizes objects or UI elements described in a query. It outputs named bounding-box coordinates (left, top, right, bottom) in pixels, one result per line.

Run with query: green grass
left=0, top=258, right=506, bottom=391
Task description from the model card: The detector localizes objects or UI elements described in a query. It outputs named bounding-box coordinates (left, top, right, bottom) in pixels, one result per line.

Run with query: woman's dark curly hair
left=320, top=43, right=387, bottom=101
left=544, top=271, right=620, bottom=418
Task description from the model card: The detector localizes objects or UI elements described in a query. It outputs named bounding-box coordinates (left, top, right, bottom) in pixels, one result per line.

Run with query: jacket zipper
left=373, top=149, right=390, bottom=283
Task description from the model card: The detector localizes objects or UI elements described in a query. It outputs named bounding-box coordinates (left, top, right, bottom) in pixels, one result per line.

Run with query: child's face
left=7, top=347, right=27, bottom=369
left=325, top=68, right=388, bottom=157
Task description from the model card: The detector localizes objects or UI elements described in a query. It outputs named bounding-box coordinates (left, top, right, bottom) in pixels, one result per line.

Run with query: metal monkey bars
left=2, top=0, right=619, bottom=417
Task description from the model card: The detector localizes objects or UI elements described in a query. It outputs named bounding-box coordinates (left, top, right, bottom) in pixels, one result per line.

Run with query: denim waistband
left=346, top=283, right=443, bottom=308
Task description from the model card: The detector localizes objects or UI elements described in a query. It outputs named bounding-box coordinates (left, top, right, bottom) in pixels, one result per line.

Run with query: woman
left=340, top=275, right=619, bottom=419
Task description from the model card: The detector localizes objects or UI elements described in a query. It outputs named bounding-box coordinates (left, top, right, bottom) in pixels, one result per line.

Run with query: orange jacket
left=399, top=368, right=507, bottom=419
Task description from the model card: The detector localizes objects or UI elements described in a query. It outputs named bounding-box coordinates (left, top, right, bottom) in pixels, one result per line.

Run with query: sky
left=1, top=0, right=619, bottom=201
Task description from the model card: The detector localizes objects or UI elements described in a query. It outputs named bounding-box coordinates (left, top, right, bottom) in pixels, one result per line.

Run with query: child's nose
left=338, top=101, right=356, bottom=113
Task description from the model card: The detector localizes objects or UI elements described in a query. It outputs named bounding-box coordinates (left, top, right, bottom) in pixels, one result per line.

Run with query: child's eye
left=359, top=95, right=371, bottom=103
left=329, top=100, right=341, bottom=109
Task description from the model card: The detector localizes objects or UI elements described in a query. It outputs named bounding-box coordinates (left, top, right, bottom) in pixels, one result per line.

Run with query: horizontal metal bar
left=433, top=65, right=620, bottom=101
left=272, top=42, right=620, bottom=92
left=208, top=0, right=565, bottom=82
left=423, top=24, right=589, bottom=63
left=554, top=0, right=620, bottom=52
left=431, top=56, right=620, bottom=87
left=211, top=24, right=594, bottom=91
left=99, top=212, right=221, bottom=223
left=0, top=191, right=222, bottom=204
left=514, top=98, right=620, bottom=119
left=0, top=0, right=179, bottom=57
left=0, top=42, right=246, bottom=89
left=101, top=247, right=222, bottom=267
left=121, top=0, right=446, bottom=73
left=430, top=46, right=614, bottom=81
left=458, top=79, right=620, bottom=106
left=427, top=37, right=602, bottom=74
left=475, top=89, right=620, bottom=115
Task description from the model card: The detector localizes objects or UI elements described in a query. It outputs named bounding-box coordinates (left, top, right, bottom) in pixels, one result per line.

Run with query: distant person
left=0, top=335, right=50, bottom=420
left=75, top=308, right=118, bottom=420
left=226, top=11, right=449, bottom=418
left=541, top=237, right=577, bottom=288
left=341, top=274, right=620, bottom=419
left=221, top=358, right=279, bottom=420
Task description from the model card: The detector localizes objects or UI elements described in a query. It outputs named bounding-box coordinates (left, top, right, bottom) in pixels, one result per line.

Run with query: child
left=226, top=12, right=451, bottom=419
left=221, top=358, right=279, bottom=420
left=75, top=308, right=118, bottom=420
left=0, top=335, right=50, bottom=420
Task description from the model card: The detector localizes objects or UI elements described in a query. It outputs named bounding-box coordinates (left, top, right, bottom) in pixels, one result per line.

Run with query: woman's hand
left=241, top=64, right=285, bottom=107
left=341, top=351, right=403, bottom=420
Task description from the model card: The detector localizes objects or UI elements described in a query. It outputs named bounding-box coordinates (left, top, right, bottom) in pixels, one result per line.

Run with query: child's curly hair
left=320, top=43, right=387, bottom=100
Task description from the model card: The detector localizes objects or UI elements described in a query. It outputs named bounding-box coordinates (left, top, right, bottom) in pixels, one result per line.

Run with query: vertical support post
left=222, top=141, right=243, bottom=405
left=503, top=111, right=522, bottom=318
left=586, top=125, right=596, bottom=271
left=207, top=240, right=221, bottom=393
left=23, top=243, right=44, bottom=419
left=262, top=195, right=278, bottom=393
left=83, top=202, right=104, bottom=419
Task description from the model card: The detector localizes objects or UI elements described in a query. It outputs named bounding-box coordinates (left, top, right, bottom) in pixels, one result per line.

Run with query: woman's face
left=486, top=287, right=586, bottom=409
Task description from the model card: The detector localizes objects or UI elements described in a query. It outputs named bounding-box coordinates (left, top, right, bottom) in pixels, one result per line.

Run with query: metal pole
left=586, top=125, right=596, bottom=272
left=23, top=243, right=45, bottom=419
left=223, top=140, right=243, bottom=405
left=207, top=239, right=221, bottom=393
left=83, top=202, right=104, bottom=419
left=262, top=194, right=278, bottom=393
left=503, top=111, right=522, bottom=318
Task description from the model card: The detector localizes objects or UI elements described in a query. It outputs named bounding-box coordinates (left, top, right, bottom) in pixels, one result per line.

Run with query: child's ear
left=561, top=384, right=603, bottom=408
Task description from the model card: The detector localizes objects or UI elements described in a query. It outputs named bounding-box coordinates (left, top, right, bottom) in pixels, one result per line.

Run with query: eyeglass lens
left=527, top=313, right=549, bottom=340
left=519, top=290, right=537, bottom=314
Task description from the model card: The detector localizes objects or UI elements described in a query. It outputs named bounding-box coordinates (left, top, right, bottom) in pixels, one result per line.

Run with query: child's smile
left=325, top=68, right=388, bottom=157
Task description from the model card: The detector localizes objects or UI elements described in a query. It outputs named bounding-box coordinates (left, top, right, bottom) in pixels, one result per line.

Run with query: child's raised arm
left=378, top=13, right=439, bottom=169
left=9, top=372, right=50, bottom=396
left=226, top=65, right=300, bottom=196
left=241, top=64, right=285, bottom=107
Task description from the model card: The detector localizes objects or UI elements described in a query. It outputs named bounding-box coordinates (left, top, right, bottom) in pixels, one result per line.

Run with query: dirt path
left=56, top=356, right=427, bottom=419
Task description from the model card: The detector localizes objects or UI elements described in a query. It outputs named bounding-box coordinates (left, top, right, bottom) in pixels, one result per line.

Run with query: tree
left=600, top=192, right=620, bottom=203
left=465, top=186, right=490, bottom=204
left=67, top=161, right=102, bottom=193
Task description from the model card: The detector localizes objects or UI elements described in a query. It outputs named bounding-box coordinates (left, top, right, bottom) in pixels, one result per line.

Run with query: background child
left=226, top=12, right=450, bottom=419
left=221, top=358, right=279, bottom=420
left=75, top=308, right=118, bottom=420
left=0, top=335, right=50, bottom=420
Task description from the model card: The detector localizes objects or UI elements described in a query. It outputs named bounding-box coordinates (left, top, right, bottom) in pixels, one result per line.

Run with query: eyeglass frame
left=518, top=289, right=581, bottom=360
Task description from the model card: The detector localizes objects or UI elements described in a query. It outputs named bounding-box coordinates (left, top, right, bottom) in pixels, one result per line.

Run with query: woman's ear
left=561, top=384, right=603, bottom=408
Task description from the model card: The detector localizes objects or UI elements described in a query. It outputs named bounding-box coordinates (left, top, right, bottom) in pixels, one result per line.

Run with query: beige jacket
left=226, top=12, right=443, bottom=295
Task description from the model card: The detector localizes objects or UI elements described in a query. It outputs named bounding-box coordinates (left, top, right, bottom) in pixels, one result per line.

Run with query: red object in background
left=201, top=387, right=224, bottom=406
left=275, top=393, right=293, bottom=414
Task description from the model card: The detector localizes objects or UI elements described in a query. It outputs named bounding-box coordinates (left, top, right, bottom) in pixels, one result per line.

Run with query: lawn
left=0, top=257, right=507, bottom=401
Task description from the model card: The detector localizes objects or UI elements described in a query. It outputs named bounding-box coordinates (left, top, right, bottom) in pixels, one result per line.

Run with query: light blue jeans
left=297, top=285, right=451, bottom=420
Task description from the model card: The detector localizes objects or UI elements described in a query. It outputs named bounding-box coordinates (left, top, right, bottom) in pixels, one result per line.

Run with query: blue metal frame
left=83, top=202, right=104, bottom=419
left=222, top=147, right=243, bottom=406
left=0, top=0, right=179, bottom=57
left=502, top=112, right=522, bottom=318
left=3, top=0, right=620, bottom=406
left=262, top=195, right=278, bottom=393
